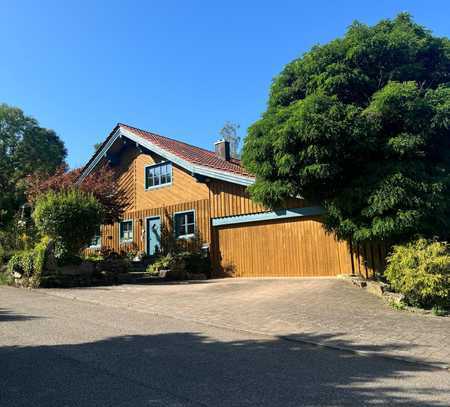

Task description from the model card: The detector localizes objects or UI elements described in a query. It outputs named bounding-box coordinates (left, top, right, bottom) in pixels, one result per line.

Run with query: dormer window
left=145, top=162, right=172, bottom=190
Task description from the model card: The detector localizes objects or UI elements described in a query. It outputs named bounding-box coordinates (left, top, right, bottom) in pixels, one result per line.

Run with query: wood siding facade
left=134, top=151, right=209, bottom=210
left=208, top=180, right=266, bottom=218
left=113, top=146, right=209, bottom=213
left=88, top=144, right=384, bottom=278
left=97, top=199, right=211, bottom=255
left=211, top=217, right=353, bottom=277
left=208, top=180, right=305, bottom=218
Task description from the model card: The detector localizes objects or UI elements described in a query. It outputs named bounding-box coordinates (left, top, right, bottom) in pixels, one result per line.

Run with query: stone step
left=118, top=272, right=161, bottom=284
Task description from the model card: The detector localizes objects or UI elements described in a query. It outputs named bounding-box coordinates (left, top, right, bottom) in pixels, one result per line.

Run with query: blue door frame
left=146, top=216, right=161, bottom=256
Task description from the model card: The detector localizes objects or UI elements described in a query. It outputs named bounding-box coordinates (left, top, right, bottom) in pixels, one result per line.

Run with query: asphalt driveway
left=41, top=278, right=450, bottom=368
left=1, top=285, right=450, bottom=406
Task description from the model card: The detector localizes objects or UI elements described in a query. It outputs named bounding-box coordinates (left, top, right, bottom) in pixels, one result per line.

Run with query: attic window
left=145, top=162, right=172, bottom=189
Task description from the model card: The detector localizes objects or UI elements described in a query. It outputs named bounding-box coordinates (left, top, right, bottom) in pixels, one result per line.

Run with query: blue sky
left=2, top=0, right=449, bottom=168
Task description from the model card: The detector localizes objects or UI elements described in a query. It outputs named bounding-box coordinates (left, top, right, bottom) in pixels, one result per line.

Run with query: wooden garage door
left=213, top=216, right=353, bottom=277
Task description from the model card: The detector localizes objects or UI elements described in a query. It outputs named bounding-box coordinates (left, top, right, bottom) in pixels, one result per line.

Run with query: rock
left=383, top=291, right=405, bottom=305
left=366, top=281, right=389, bottom=297
left=351, top=276, right=367, bottom=288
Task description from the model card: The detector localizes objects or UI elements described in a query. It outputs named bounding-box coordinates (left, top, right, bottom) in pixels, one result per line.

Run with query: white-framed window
left=145, top=162, right=172, bottom=189
left=120, top=220, right=133, bottom=242
left=89, top=227, right=101, bottom=248
left=174, top=210, right=195, bottom=239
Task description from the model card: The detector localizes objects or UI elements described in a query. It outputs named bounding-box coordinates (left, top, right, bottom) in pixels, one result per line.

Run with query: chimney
left=214, top=139, right=231, bottom=161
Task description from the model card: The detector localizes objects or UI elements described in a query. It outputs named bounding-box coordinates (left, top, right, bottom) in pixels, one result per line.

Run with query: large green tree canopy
left=242, top=13, right=450, bottom=244
left=0, top=104, right=67, bottom=225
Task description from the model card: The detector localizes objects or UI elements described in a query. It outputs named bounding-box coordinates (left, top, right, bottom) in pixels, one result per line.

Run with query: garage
left=211, top=210, right=354, bottom=278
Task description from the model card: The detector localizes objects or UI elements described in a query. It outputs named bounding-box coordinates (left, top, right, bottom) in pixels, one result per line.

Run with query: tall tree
left=242, top=13, right=450, bottom=244
left=26, top=165, right=125, bottom=224
left=0, top=104, right=67, bottom=225
left=220, top=121, right=241, bottom=158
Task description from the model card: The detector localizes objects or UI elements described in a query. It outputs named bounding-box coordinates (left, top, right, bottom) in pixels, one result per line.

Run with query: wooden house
left=78, top=123, right=381, bottom=277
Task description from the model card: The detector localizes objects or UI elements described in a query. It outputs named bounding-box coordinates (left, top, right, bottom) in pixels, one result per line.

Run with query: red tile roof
left=118, top=123, right=253, bottom=178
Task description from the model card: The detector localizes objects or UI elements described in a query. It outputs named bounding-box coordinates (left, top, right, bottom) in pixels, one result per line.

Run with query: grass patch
left=388, top=299, right=407, bottom=311
left=432, top=306, right=448, bottom=317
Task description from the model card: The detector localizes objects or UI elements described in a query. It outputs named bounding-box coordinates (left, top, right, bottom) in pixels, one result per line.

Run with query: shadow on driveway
left=0, top=308, right=40, bottom=322
left=1, top=330, right=447, bottom=406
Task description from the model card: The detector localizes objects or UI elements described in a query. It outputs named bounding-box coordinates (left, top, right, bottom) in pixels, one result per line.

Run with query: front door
left=146, top=217, right=161, bottom=256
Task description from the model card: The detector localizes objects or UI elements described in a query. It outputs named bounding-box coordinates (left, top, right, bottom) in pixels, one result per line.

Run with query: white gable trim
left=77, top=127, right=255, bottom=186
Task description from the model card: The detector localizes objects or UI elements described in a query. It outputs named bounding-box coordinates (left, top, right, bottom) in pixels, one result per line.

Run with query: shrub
left=146, top=251, right=210, bottom=279
left=95, top=257, right=130, bottom=274
left=8, top=251, right=34, bottom=277
left=26, top=165, right=125, bottom=223
left=432, top=305, right=447, bottom=317
left=8, top=252, right=25, bottom=275
left=0, top=243, right=5, bottom=266
left=174, top=251, right=210, bottom=276
left=100, top=247, right=118, bottom=259
left=147, top=254, right=173, bottom=276
left=385, top=238, right=450, bottom=308
left=0, top=215, right=38, bottom=263
left=6, top=236, right=50, bottom=288
left=29, top=237, right=50, bottom=287
left=32, top=189, right=104, bottom=256
left=56, top=253, right=83, bottom=267
left=83, top=251, right=104, bottom=262
left=159, top=217, right=203, bottom=255
left=0, top=271, right=12, bottom=285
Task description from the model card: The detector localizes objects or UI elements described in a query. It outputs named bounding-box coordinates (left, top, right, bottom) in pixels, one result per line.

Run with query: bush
left=8, top=251, right=34, bottom=277
left=0, top=216, right=38, bottom=264
left=90, top=248, right=131, bottom=274
left=147, top=254, right=173, bottom=276
left=147, top=251, right=210, bottom=279
left=56, top=253, right=83, bottom=267
left=7, top=236, right=50, bottom=288
left=432, top=305, right=447, bottom=316
left=32, top=189, right=104, bottom=256
left=29, top=237, right=49, bottom=287
left=385, top=239, right=450, bottom=308
left=0, top=242, right=6, bottom=266
left=0, top=271, right=12, bottom=285
left=83, top=251, right=104, bottom=262
left=181, top=251, right=210, bottom=276
left=99, top=247, right=118, bottom=259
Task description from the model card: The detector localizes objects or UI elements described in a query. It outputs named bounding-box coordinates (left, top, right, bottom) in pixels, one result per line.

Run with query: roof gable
left=78, top=123, right=255, bottom=186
